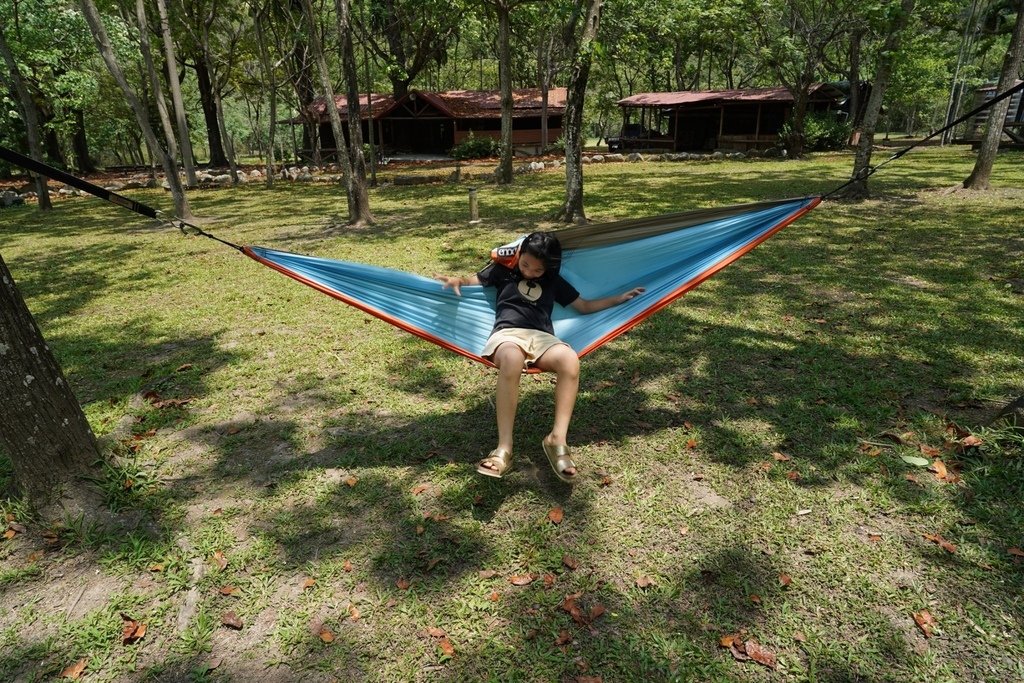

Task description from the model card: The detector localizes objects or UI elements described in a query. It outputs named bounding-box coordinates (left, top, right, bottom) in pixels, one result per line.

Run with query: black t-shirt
left=476, top=262, right=580, bottom=335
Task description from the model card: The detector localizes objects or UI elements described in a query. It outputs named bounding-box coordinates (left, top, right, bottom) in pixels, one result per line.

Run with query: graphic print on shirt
left=517, top=279, right=543, bottom=303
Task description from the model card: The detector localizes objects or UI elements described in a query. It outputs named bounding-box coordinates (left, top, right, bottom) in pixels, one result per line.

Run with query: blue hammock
left=243, top=196, right=820, bottom=366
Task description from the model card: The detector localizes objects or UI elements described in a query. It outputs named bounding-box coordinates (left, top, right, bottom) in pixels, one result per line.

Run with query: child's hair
left=520, top=232, right=562, bottom=275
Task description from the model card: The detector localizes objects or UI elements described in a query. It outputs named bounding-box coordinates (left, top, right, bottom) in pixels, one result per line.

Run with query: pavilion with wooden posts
left=297, top=88, right=566, bottom=159
left=611, top=83, right=846, bottom=153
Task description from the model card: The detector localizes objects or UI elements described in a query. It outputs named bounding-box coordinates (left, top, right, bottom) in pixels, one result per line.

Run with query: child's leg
left=533, top=344, right=580, bottom=465
left=491, top=342, right=527, bottom=458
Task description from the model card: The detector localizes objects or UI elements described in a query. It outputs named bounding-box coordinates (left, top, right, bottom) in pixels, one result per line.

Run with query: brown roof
left=306, top=93, right=396, bottom=120
left=618, top=84, right=842, bottom=108
left=303, top=87, right=568, bottom=122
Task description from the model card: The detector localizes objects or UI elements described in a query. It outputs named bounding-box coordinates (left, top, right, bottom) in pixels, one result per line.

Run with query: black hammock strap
left=0, top=145, right=242, bottom=252
left=822, top=79, right=1024, bottom=199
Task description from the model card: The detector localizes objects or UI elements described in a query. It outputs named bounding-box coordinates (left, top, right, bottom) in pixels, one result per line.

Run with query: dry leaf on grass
left=219, top=585, right=241, bottom=596
left=686, top=438, right=698, bottom=449
left=396, top=578, right=411, bottom=590
left=793, top=631, right=807, bottom=642
left=319, top=627, right=335, bottom=643
left=548, top=507, right=564, bottom=524
left=600, top=475, right=613, bottom=487
left=301, top=577, right=316, bottom=590
left=555, top=629, right=572, bottom=646
left=922, top=533, right=957, bottom=554
left=749, top=594, right=762, bottom=604
left=913, top=609, right=936, bottom=638
left=120, top=613, right=147, bottom=645
left=212, top=550, right=228, bottom=570
left=509, top=574, right=536, bottom=586
left=488, top=591, right=500, bottom=602
left=427, top=626, right=447, bottom=638
left=786, top=471, right=801, bottom=481
left=562, top=555, right=580, bottom=570
left=1008, top=547, right=1024, bottom=557
left=344, top=476, right=358, bottom=487
left=221, top=611, right=243, bottom=630
left=772, top=451, right=791, bottom=461
left=635, top=576, right=655, bottom=589
left=743, top=640, right=777, bottom=669
left=779, top=573, right=792, bottom=587
left=60, top=658, right=88, bottom=679
left=343, top=560, right=353, bottom=572
left=479, top=569, right=497, bottom=579
left=929, top=460, right=949, bottom=480
left=438, top=638, right=455, bottom=656
left=411, top=483, right=430, bottom=495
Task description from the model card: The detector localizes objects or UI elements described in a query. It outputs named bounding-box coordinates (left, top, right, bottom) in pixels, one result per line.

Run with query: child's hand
left=437, top=275, right=464, bottom=296
left=618, top=287, right=645, bottom=304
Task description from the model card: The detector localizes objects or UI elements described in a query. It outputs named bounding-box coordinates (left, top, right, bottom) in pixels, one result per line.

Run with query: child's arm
left=570, top=287, right=645, bottom=314
left=436, top=274, right=481, bottom=296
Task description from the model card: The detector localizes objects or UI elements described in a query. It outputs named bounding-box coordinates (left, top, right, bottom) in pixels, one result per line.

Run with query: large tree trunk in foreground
left=554, top=0, right=602, bottom=224
left=0, top=25, right=52, bottom=210
left=963, top=0, right=1024, bottom=190
left=0, top=254, right=105, bottom=520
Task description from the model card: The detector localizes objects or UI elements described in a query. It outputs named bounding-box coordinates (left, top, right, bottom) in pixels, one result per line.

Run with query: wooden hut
left=956, top=80, right=1024, bottom=148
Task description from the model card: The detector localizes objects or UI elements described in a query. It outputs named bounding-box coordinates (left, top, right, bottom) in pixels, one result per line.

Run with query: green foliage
left=449, top=132, right=499, bottom=159
left=780, top=111, right=852, bottom=151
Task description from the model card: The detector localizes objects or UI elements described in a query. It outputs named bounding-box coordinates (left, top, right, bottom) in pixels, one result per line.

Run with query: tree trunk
left=847, top=28, right=863, bottom=132
left=336, top=0, right=373, bottom=225
left=301, top=0, right=354, bottom=217
left=964, top=0, right=1024, bottom=190
left=252, top=6, right=276, bottom=188
left=155, top=0, right=198, bottom=187
left=497, top=1, right=514, bottom=184
left=0, top=254, right=105, bottom=520
left=554, top=0, right=602, bottom=224
left=194, top=57, right=227, bottom=167
left=135, top=0, right=184, bottom=186
left=80, top=0, right=193, bottom=219
left=785, top=89, right=809, bottom=158
left=0, top=25, right=52, bottom=210
left=71, top=108, right=96, bottom=173
left=840, top=0, right=916, bottom=200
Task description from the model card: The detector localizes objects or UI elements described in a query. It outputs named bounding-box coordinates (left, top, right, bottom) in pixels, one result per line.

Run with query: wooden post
left=468, top=187, right=479, bottom=222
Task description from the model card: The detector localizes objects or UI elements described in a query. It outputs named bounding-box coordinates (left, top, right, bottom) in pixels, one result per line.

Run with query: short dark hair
left=520, top=232, right=562, bottom=275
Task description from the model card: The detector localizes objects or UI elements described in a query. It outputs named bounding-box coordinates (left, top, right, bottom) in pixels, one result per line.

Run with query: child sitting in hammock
left=438, top=232, right=644, bottom=484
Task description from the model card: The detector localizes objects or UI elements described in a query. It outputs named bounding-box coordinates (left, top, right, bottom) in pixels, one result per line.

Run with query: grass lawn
left=1, top=148, right=1023, bottom=682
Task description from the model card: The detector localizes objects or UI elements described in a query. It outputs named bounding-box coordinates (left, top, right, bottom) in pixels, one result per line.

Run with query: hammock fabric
left=244, top=196, right=820, bottom=367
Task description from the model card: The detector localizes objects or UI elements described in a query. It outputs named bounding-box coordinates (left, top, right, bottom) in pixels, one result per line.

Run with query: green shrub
left=450, top=132, right=500, bottom=160
left=779, top=112, right=852, bottom=152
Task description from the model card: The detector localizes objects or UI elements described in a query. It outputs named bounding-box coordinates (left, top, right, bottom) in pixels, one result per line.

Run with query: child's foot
left=477, top=448, right=513, bottom=478
left=542, top=437, right=577, bottom=483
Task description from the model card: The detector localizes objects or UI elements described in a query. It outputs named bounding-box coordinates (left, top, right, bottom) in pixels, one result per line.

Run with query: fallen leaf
left=786, top=470, right=801, bottom=481
left=175, top=363, right=193, bottom=372
left=3, top=529, right=16, bottom=540
left=212, top=507, right=223, bottom=515
left=202, top=658, right=222, bottom=673
left=28, top=550, right=44, bottom=562
left=489, top=591, right=500, bottom=602
left=548, top=507, right=564, bottom=524
left=922, top=533, right=957, bottom=554
left=343, top=560, right=353, bottom=572
left=348, top=604, right=360, bottom=621
left=120, top=613, right=147, bottom=645
left=1008, top=547, right=1024, bottom=557
left=412, top=483, right=430, bottom=495
left=427, top=626, right=447, bottom=638
left=686, top=438, right=698, bottom=449
left=912, top=609, right=936, bottom=638
left=728, top=641, right=751, bottom=661
left=960, top=434, right=983, bottom=449
left=221, top=611, right=243, bottom=630
left=396, top=578, right=411, bottom=590
left=679, top=525, right=689, bottom=536
left=744, top=640, right=777, bottom=669
left=416, top=525, right=425, bottom=535
left=219, top=585, right=240, bottom=596
left=509, top=574, right=536, bottom=586
left=758, top=461, right=773, bottom=472
left=919, top=444, right=941, bottom=457
left=438, top=638, right=455, bottom=656
left=543, top=573, right=556, bottom=587
left=589, top=604, right=606, bottom=621
left=479, top=569, right=498, bottom=579
left=779, top=573, right=792, bottom=587
left=147, top=563, right=164, bottom=572
left=929, top=460, right=948, bottom=480
left=555, top=629, right=572, bottom=646
left=772, top=451, right=791, bottom=461
left=576, top=677, right=603, bottom=683
left=344, top=476, right=358, bottom=487
left=793, top=631, right=807, bottom=642
left=562, top=555, right=580, bottom=570
left=60, top=658, right=88, bottom=679
left=635, top=575, right=655, bottom=588
left=904, top=473, right=921, bottom=485
left=719, top=633, right=739, bottom=648
left=796, top=508, right=812, bottom=516
left=749, top=594, right=762, bottom=604
left=868, top=533, right=882, bottom=543
left=600, top=475, right=613, bottom=487
left=225, top=425, right=242, bottom=435
left=319, top=627, right=335, bottom=643
left=301, top=577, right=316, bottom=590
left=212, top=550, right=227, bottom=570
left=900, top=455, right=930, bottom=467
